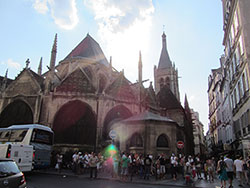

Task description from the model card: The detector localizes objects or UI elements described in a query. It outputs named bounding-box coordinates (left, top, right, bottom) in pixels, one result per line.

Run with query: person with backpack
left=224, top=154, right=234, bottom=188
left=217, top=156, right=228, bottom=188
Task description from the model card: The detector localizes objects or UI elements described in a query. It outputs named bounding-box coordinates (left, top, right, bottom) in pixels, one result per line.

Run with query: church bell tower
left=154, top=32, right=180, bottom=101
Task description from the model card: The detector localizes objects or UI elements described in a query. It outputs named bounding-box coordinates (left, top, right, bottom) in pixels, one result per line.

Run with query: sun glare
left=99, top=15, right=153, bottom=83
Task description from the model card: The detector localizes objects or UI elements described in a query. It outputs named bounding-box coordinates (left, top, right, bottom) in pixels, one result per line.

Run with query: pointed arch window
left=83, top=67, right=92, bottom=80
left=165, top=77, right=170, bottom=87
left=159, top=78, right=164, bottom=89
left=130, top=133, right=143, bottom=147
left=156, top=134, right=169, bottom=147
left=98, top=75, right=106, bottom=93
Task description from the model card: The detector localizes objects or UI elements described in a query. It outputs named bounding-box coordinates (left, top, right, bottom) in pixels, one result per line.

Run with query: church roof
left=158, top=32, right=172, bottom=69
left=123, top=111, right=176, bottom=124
left=64, top=34, right=109, bottom=67
left=157, top=85, right=183, bottom=110
left=105, top=73, right=135, bottom=100
left=28, top=69, right=44, bottom=87
left=143, top=82, right=158, bottom=108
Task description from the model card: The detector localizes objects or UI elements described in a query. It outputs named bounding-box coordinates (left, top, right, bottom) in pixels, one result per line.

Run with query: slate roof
left=64, top=34, right=109, bottom=67
left=157, top=85, right=183, bottom=110
left=143, top=83, right=158, bottom=108
left=123, top=110, right=176, bottom=124
left=28, top=69, right=44, bottom=87
left=105, top=73, right=135, bottom=100
left=158, top=32, right=172, bottom=69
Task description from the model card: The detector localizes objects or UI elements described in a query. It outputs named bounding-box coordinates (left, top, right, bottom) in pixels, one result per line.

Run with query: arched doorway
left=53, top=100, right=96, bottom=146
left=103, top=105, right=132, bottom=140
left=0, top=100, right=33, bottom=128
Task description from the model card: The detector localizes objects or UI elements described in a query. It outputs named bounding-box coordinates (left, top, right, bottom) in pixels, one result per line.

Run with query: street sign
left=109, top=130, right=117, bottom=140
left=177, top=141, right=184, bottom=149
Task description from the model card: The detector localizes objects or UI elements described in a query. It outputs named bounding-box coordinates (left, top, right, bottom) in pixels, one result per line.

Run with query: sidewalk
left=35, top=168, right=250, bottom=188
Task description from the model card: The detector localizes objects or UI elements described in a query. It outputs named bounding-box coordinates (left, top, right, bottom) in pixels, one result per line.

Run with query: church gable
left=157, top=85, right=183, bottom=110
left=105, top=74, right=135, bottom=101
left=55, top=68, right=96, bottom=93
left=5, top=69, right=42, bottom=96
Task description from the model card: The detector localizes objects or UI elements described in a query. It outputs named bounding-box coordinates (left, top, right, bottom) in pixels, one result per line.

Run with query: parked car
left=0, top=158, right=26, bottom=188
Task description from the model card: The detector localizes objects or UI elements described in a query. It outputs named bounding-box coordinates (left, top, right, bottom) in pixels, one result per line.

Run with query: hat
left=78, top=152, right=82, bottom=155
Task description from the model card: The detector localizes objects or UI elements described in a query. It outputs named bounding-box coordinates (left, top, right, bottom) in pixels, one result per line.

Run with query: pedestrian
left=247, top=156, right=250, bottom=184
left=129, top=154, right=137, bottom=181
left=179, top=155, right=185, bottom=179
left=217, top=155, right=228, bottom=188
left=207, top=158, right=215, bottom=182
left=234, top=155, right=244, bottom=187
left=242, top=158, right=249, bottom=185
left=144, top=154, right=152, bottom=180
left=139, top=154, right=144, bottom=179
left=72, top=151, right=79, bottom=174
left=159, top=154, right=166, bottom=180
left=89, top=152, right=99, bottom=179
left=195, top=155, right=202, bottom=179
left=112, top=155, right=119, bottom=178
left=185, top=161, right=194, bottom=186
left=55, top=153, right=63, bottom=173
left=172, top=156, right=178, bottom=180
left=203, top=159, right=208, bottom=181
left=154, top=156, right=160, bottom=180
left=121, top=153, right=129, bottom=181
left=224, top=154, right=234, bottom=188
left=83, top=152, right=89, bottom=174
left=78, top=152, right=84, bottom=174
left=191, top=162, right=196, bottom=179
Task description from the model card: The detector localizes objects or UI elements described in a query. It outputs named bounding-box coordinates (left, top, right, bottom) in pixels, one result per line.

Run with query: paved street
left=26, top=173, right=177, bottom=188
left=25, top=169, right=250, bottom=188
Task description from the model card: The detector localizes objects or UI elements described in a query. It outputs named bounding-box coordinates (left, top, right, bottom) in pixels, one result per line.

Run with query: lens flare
left=104, top=144, right=118, bottom=157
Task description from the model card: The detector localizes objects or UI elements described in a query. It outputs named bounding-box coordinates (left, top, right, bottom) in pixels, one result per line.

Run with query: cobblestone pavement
left=34, top=168, right=250, bottom=188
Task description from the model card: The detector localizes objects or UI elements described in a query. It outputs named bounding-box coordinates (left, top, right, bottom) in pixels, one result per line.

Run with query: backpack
left=145, top=158, right=151, bottom=165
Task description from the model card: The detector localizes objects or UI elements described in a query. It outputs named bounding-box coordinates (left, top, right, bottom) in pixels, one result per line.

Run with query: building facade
left=208, top=0, right=250, bottom=158
left=190, top=109, right=205, bottom=156
left=221, top=0, right=250, bottom=158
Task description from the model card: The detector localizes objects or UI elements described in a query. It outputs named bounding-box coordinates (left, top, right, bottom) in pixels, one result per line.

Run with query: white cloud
left=33, top=0, right=48, bottom=14
left=2, top=59, right=21, bottom=70
left=32, top=0, right=79, bottom=30
left=84, top=0, right=155, bottom=82
left=85, top=0, right=154, bottom=33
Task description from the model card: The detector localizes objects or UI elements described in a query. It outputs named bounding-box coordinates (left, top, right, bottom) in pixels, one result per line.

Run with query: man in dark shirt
left=144, top=154, right=152, bottom=180
left=159, top=154, right=166, bottom=179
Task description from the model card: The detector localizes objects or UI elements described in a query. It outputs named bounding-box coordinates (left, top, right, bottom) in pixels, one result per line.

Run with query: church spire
left=184, top=94, right=190, bottom=111
left=49, top=33, right=57, bottom=79
left=158, top=32, right=172, bottom=69
left=38, top=57, right=42, bottom=76
left=138, top=51, right=142, bottom=85
left=1, top=69, right=8, bottom=91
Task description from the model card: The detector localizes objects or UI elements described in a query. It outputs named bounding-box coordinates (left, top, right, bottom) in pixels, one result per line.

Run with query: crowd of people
left=54, top=150, right=250, bottom=187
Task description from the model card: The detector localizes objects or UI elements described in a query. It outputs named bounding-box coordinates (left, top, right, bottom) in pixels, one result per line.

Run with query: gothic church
left=0, top=32, right=194, bottom=156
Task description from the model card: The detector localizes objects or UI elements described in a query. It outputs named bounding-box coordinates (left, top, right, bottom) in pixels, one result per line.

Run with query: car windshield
left=0, top=161, right=20, bottom=177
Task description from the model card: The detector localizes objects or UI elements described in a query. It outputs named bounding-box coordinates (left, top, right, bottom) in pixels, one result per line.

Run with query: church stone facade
left=0, top=32, right=194, bottom=156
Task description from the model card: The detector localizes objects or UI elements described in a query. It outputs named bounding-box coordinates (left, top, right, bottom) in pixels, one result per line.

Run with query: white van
left=0, top=124, right=54, bottom=169
left=0, top=144, right=33, bottom=172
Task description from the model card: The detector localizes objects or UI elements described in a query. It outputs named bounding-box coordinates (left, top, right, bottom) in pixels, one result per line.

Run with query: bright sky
left=0, top=0, right=224, bottom=133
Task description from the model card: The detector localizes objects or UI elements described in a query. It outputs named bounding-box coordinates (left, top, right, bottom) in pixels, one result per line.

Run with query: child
left=191, top=162, right=196, bottom=179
